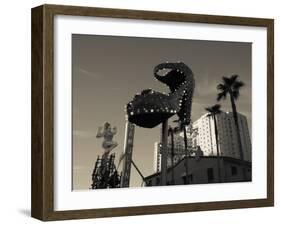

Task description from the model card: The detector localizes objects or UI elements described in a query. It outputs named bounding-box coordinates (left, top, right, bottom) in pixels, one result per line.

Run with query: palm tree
left=206, top=104, right=222, bottom=183
left=168, top=126, right=175, bottom=185
left=217, top=75, right=246, bottom=179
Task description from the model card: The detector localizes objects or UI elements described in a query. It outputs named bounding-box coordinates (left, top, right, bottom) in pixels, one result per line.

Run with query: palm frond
left=233, top=80, right=244, bottom=90
left=205, top=104, right=222, bottom=115
left=217, top=74, right=244, bottom=101
left=205, top=107, right=212, bottom=113
left=212, top=104, right=222, bottom=114
left=217, top=83, right=227, bottom=91
left=217, top=91, right=227, bottom=101
left=222, top=76, right=232, bottom=86
left=230, top=74, right=239, bottom=83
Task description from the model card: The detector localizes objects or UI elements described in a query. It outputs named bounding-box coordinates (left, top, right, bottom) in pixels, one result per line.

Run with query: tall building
left=153, top=130, right=203, bottom=173
left=190, top=112, right=251, bottom=161
left=153, top=111, right=251, bottom=173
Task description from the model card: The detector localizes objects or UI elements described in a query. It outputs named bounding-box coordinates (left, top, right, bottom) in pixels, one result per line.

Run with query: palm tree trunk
left=183, top=125, right=189, bottom=184
left=213, top=115, right=222, bottom=183
left=230, top=93, right=247, bottom=180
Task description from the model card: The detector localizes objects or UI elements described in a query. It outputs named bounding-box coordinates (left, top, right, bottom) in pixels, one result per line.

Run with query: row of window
left=147, top=165, right=241, bottom=185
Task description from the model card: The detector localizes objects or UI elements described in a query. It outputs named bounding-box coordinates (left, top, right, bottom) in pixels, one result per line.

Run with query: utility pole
left=160, top=120, right=168, bottom=186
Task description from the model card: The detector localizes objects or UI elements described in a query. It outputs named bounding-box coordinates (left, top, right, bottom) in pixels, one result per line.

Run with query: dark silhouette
left=168, top=126, right=176, bottom=185
left=91, top=154, right=121, bottom=189
left=126, top=62, right=194, bottom=128
left=206, top=104, right=222, bottom=183
left=217, top=75, right=246, bottom=179
left=126, top=62, right=195, bottom=185
left=174, top=120, right=189, bottom=184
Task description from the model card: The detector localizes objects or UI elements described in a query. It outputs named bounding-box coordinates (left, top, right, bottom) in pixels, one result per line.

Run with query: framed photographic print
left=31, top=4, right=274, bottom=221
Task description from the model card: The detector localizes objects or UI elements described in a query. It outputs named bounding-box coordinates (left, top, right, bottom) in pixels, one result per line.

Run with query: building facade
left=154, top=133, right=203, bottom=173
left=153, top=111, right=251, bottom=173
left=146, top=156, right=252, bottom=186
left=190, top=112, right=251, bottom=162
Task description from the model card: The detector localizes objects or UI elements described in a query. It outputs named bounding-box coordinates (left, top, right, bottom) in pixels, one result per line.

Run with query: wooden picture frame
left=31, top=4, right=274, bottom=221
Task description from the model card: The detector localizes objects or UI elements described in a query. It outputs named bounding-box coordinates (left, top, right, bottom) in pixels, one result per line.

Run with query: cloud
left=73, top=66, right=101, bottom=80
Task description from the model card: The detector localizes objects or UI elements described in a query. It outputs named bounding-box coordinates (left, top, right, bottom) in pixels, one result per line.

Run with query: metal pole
left=213, top=115, right=222, bottom=183
left=131, top=160, right=145, bottom=181
left=160, top=120, right=168, bottom=186
left=183, top=125, right=189, bottom=184
left=170, top=128, right=175, bottom=185
left=121, top=121, right=135, bottom=187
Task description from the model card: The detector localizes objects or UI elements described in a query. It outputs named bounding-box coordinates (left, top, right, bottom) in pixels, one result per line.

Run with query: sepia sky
left=72, top=34, right=252, bottom=190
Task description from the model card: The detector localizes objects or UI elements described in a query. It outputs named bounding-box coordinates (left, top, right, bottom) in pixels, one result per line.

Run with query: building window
left=231, top=166, right=238, bottom=175
left=207, top=168, right=214, bottom=182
